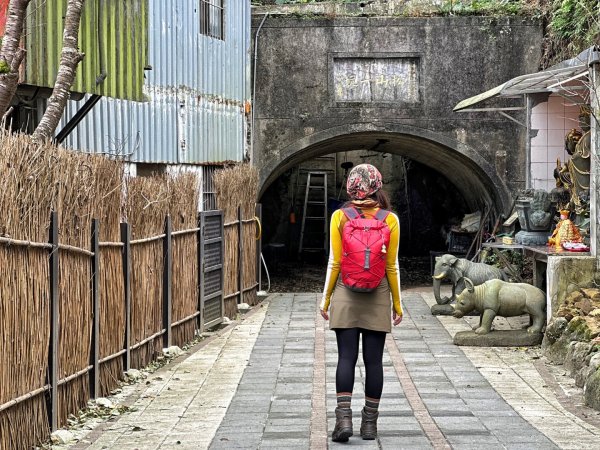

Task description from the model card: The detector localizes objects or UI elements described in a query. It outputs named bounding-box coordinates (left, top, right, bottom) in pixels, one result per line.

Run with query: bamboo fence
left=0, top=134, right=52, bottom=450
left=125, top=176, right=170, bottom=368
left=214, top=164, right=259, bottom=318
left=0, top=247, right=49, bottom=450
left=0, top=135, right=260, bottom=448
left=0, top=134, right=124, bottom=446
left=95, top=157, right=125, bottom=397
left=98, top=246, right=125, bottom=396
left=170, top=173, right=200, bottom=347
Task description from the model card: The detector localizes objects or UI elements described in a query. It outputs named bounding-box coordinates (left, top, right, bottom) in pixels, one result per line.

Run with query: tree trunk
left=0, top=0, right=31, bottom=119
left=33, top=0, right=86, bottom=143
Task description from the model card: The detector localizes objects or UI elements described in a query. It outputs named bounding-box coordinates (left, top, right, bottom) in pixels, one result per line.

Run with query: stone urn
left=515, top=190, right=553, bottom=245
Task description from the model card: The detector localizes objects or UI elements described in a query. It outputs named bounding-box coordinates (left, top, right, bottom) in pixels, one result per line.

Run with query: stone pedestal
left=514, top=230, right=549, bottom=246
left=453, top=329, right=543, bottom=346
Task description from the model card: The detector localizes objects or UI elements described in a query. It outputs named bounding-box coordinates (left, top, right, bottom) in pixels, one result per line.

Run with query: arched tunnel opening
left=258, top=132, right=508, bottom=292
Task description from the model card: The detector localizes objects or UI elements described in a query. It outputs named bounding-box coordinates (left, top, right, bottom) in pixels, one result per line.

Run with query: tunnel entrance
left=258, top=130, right=509, bottom=292
left=261, top=152, right=471, bottom=257
left=260, top=159, right=482, bottom=291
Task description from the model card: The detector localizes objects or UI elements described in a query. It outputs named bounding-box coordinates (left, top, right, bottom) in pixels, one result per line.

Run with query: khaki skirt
left=329, top=277, right=392, bottom=333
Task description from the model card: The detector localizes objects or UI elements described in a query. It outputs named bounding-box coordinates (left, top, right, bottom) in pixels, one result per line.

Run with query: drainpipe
left=251, top=12, right=269, bottom=165
left=588, top=47, right=599, bottom=258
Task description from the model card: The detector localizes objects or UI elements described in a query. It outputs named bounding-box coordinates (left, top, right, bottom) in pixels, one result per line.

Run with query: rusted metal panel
left=24, top=0, right=148, bottom=101
left=62, top=0, right=250, bottom=164
left=0, top=0, right=9, bottom=35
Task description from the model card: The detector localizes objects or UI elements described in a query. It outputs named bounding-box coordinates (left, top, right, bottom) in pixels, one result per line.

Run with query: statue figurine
left=564, top=128, right=583, bottom=155
left=453, top=278, right=546, bottom=335
left=529, top=190, right=552, bottom=229
left=548, top=209, right=582, bottom=249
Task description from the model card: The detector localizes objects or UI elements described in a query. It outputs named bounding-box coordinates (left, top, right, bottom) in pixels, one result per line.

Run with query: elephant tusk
left=432, top=274, right=446, bottom=280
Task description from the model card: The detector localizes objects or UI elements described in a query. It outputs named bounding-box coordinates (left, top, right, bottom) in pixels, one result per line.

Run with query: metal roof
left=61, top=0, right=251, bottom=164
left=23, top=0, right=148, bottom=101
left=453, top=46, right=599, bottom=112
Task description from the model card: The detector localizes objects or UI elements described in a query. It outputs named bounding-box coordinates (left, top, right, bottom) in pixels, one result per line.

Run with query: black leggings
left=335, top=328, right=386, bottom=399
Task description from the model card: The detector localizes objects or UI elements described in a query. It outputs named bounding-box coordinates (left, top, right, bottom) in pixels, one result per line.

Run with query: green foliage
left=253, top=0, right=538, bottom=17
left=438, top=0, right=529, bottom=16
left=0, top=59, right=9, bottom=75
left=251, top=0, right=597, bottom=66
left=482, top=249, right=532, bottom=282
left=483, top=248, right=525, bottom=269
left=252, top=0, right=355, bottom=4
left=544, top=0, right=600, bottom=65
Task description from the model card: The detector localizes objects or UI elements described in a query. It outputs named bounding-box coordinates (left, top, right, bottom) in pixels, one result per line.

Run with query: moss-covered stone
left=565, top=341, right=593, bottom=377
left=543, top=333, right=572, bottom=364
left=543, top=317, right=568, bottom=345
left=584, top=368, right=600, bottom=410
left=567, top=316, right=592, bottom=341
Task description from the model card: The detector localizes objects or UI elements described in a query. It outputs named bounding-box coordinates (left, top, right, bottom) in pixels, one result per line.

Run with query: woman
left=319, top=163, right=403, bottom=442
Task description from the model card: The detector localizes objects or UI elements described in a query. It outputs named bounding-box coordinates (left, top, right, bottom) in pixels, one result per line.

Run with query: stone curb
left=534, top=358, right=600, bottom=429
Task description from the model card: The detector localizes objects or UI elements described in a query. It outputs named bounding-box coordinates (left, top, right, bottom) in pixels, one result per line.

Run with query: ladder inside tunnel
left=298, top=171, right=328, bottom=257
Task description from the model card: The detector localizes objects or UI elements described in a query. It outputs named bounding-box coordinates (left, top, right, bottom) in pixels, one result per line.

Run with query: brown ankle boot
left=360, top=407, right=378, bottom=440
left=332, top=407, right=353, bottom=442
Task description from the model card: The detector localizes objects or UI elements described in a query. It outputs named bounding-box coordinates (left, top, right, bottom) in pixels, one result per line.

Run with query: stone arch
left=259, top=122, right=512, bottom=215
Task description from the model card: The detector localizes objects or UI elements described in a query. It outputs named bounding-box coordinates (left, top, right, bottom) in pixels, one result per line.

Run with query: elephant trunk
left=432, top=277, right=448, bottom=305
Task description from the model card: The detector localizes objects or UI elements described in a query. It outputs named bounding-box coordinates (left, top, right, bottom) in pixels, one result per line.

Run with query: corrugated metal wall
left=25, top=0, right=148, bottom=101
left=61, top=0, right=251, bottom=164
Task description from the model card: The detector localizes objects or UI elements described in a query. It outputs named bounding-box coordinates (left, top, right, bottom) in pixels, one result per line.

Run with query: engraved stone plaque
left=333, top=57, right=420, bottom=103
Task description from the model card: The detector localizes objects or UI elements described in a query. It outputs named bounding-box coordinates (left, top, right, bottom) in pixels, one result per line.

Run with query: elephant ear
left=463, top=277, right=475, bottom=293
left=448, top=256, right=458, bottom=266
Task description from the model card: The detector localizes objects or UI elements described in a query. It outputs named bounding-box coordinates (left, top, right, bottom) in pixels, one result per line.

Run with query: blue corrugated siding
left=62, top=0, right=251, bottom=164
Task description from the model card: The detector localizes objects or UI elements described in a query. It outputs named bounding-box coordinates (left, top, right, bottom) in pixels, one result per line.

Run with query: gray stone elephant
left=432, top=254, right=507, bottom=305
left=453, top=278, right=546, bottom=335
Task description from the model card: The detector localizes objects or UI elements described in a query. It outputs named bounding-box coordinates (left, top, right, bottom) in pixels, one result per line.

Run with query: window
left=136, top=163, right=167, bottom=177
left=201, top=166, right=219, bottom=211
left=200, top=0, right=224, bottom=40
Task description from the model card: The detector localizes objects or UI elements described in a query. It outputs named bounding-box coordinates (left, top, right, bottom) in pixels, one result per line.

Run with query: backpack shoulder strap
left=342, top=207, right=361, bottom=220
left=374, top=208, right=390, bottom=221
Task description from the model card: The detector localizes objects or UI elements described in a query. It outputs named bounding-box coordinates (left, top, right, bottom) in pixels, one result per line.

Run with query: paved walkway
left=66, top=289, right=600, bottom=450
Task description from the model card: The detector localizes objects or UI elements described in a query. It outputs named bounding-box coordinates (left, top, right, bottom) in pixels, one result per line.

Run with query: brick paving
left=65, top=289, right=600, bottom=450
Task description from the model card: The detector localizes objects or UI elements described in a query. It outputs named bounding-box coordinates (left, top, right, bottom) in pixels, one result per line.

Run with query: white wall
left=530, top=94, right=581, bottom=191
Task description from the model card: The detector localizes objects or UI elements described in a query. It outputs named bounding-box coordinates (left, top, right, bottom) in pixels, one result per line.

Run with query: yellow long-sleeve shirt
left=320, top=207, right=402, bottom=316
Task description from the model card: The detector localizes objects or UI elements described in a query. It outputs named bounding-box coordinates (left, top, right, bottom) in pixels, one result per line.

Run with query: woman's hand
left=392, top=310, right=403, bottom=326
left=320, top=308, right=329, bottom=320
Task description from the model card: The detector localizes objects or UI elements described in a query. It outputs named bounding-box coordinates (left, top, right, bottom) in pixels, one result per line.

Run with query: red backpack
left=340, top=207, right=391, bottom=292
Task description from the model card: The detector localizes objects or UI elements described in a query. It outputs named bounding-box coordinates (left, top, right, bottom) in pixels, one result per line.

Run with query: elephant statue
left=432, top=254, right=507, bottom=305
left=453, top=278, right=546, bottom=335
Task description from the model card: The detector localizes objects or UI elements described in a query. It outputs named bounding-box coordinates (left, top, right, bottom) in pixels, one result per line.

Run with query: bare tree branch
left=0, top=0, right=32, bottom=118
left=33, top=0, right=86, bottom=143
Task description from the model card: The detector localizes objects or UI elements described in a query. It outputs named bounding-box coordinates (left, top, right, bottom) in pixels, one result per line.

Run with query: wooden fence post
left=237, top=206, right=243, bottom=305
left=163, top=215, right=172, bottom=348
left=48, top=211, right=59, bottom=431
left=197, top=213, right=204, bottom=333
left=90, top=219, right=100, bottom=399
left=120, top=223, right=131, bottom=371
